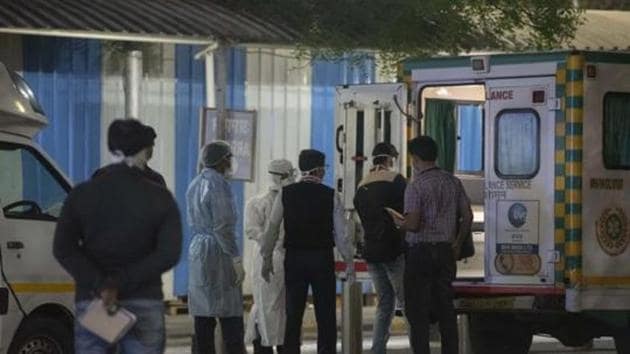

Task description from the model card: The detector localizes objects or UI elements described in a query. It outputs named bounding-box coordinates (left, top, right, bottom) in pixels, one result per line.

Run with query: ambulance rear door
left=484, top=77, right=557, bottom=285
left=334, top=83, right=408, bottom=209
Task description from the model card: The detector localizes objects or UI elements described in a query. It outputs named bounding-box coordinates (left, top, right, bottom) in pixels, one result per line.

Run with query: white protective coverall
left=244, top=159, right=295, bottom=347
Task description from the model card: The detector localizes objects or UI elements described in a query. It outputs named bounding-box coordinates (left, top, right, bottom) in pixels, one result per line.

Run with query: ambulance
left=0, top=61, right=74, bottom=353
left=335, top=51, right=630, bottom=353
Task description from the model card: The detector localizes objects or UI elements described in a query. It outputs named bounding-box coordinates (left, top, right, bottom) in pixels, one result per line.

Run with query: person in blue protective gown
left=187, top=141, right=246, bottom=354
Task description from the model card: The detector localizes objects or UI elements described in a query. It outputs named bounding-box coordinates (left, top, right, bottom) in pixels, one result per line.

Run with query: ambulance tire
left=469, top=313, right=532, bottom=354
left=8, top=317, right=73, bottom=354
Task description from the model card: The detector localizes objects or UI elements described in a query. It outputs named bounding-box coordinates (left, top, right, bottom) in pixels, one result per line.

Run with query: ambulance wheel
left=469, top=313, right=532, bottom=354
left=9, top=317, right=73, bottom=354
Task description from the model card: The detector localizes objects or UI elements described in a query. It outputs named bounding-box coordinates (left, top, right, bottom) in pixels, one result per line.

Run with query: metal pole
left=124, top=50, right=142, bottom=119
left=214, top=45, right=228, bottom=140
left=342, top=280, right=362, bottom=354
left=458, top=314, right=472, bottom=354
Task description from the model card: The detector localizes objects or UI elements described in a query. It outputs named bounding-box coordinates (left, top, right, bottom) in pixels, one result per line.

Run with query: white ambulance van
left=0, top=61, right=74, bottom=353
left=336, top=51, right=630, bottom=353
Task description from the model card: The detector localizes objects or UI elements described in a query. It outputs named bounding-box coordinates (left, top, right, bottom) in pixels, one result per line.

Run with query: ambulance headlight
left=9, top=71, right=45, bottom=115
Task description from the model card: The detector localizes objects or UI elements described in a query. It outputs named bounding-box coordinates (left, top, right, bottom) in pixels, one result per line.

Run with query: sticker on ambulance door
left=495, top=200, right=541, bottom=275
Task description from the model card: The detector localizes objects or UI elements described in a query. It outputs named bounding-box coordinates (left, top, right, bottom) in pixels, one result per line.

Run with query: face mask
left=124, top=148, right=150, bottom=169
left=110, top=150, right=125, bottom=164
left=269, top=170, right=296, bottom=190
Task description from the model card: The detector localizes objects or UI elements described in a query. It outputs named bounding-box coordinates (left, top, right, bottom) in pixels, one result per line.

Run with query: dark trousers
left=194, top=316, right=245, bottom=354
left=284, top=248, right=337, bottom=354
left=404, top=243, right=458, bottom=354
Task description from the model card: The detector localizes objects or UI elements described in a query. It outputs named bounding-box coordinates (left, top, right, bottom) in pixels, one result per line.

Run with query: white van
left=0, top=62, right=74, bottom=353
left=336, top=51, right=630, bottom=353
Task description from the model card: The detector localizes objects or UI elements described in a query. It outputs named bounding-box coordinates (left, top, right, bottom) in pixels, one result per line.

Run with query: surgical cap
left=268, top=159, right=294, bottom=176
left=201, top=141, right=232, bottom=167
left=107, top=119, right=156, bottom=157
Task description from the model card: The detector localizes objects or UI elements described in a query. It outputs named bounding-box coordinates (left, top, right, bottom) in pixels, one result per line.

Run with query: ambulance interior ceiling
left=419, top=84, right=485, bottom=230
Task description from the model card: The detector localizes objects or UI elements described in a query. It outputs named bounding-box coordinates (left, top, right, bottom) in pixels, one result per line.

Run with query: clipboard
left=78, top=299, right=137, bottom=344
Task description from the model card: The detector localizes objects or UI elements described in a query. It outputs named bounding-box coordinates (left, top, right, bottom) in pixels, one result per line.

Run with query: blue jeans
left=367, top=255, right=405, bottom=354
left=75, top=299, right=165, bottom=354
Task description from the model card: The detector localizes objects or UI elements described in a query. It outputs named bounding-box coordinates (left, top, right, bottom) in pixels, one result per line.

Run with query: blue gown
left=187, top=168, right=242, bottom=317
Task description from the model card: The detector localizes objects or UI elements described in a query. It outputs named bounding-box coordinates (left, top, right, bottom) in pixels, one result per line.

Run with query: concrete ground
left=164, top=306, right=617, bottom=353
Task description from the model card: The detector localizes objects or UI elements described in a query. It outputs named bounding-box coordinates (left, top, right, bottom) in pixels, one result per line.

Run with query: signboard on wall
left=200, top=108, right=257, bottom=181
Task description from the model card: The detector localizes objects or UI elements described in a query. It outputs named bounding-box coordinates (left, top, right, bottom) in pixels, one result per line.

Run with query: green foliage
left=221, top=0, right=583, bottom=64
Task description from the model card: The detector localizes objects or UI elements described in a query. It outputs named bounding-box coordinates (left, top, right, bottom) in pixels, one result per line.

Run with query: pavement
left=164, top=306, right=617, bottom=353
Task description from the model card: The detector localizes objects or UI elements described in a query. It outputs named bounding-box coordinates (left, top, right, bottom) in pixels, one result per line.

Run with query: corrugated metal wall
left=22, top=36, right=102, bottom=184
left=174, top=44, right=206, bottom=296
left=242, top=48, right=312, bottom=294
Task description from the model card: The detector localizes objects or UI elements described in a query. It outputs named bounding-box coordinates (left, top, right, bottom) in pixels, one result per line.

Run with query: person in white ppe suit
left=187, top=141, right=245, bottom=354
left=245, top=159, right=296, bottom=354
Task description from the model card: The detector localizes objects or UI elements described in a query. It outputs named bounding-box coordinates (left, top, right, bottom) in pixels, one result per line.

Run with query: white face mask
left=269, top=170, right=296, bottom=190
left=110, top=150, right=125, bottom=164
left=124, top=148, right=150, bottom=169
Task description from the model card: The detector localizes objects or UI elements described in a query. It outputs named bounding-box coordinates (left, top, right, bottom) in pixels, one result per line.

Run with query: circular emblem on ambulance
left=596, top=207, right=629, bottom=256
left=508, top=203, right=528, bottom=228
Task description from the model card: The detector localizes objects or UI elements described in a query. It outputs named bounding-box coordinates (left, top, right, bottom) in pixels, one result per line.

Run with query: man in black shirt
left=53, top=119, right=182, bottom=353
left=353, top=142, right=407, bottom=354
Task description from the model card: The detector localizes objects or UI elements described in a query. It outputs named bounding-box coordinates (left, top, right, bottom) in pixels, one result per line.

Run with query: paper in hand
left=384, top=207, right=404, bottom=220
left=78, top=299, right=137, bottom=344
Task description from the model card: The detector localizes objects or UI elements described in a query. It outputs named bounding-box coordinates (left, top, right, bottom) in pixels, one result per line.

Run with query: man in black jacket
left=53, top=119, right=182, bottom=353
left=353, top=142, right=407, bottom=354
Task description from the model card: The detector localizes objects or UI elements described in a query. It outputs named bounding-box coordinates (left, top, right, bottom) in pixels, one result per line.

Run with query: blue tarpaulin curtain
left=425, top=99, right=456, bottom=172
left=457, top=104, right=483, bottom=172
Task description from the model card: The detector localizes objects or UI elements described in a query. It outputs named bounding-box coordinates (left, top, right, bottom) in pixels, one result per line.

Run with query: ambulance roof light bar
left=471, top=56, right=490, bottom=74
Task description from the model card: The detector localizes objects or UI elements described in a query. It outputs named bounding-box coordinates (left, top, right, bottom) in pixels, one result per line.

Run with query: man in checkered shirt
left=390, top=136, right=472, bottom=354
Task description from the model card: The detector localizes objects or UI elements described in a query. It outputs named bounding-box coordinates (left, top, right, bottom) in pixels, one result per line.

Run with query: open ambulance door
left=334, top=83, right=408, bottom=209
left=484, top=77, right=557, bottom=285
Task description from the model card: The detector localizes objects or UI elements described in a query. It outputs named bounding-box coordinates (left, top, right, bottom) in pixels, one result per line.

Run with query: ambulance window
left=0, top=143, right=69, bottom=221
left=456, top=104, right=483, bottom=173
left=603, top=92, right=630, bottom=169
left=495, top=109, right=540, bottom=179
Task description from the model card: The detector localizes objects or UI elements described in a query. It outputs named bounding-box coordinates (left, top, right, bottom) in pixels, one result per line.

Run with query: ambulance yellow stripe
left=565, top=241, right=582, bottom=257
left=11, top=283, right=75, bottom=293
left=566, top=136, right=583, bottom=150
left=564, top=53, right=584, bottom=289
left=554, top=62, right=567, bottom=286
left=583, top=277, right=630, bottom=286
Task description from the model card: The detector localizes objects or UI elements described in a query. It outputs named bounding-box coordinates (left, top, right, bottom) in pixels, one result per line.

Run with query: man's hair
left=408, top=136, right=438, bottom=162
left=373, top=156, right=389, bottom=165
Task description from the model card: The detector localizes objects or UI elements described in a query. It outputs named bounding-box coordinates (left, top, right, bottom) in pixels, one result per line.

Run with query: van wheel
left=469, top=313, right=532, bottom=354
left=9, top=317, right=73, bottom=354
